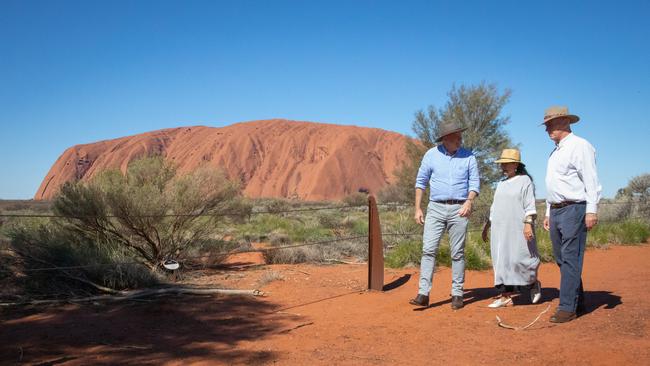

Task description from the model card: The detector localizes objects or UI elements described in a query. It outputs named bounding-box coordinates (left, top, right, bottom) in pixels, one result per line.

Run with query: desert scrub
left=384, top=239, right=421, bottom=268
left=385, top=234, right=491, bottom=270
left=236, top=214, right=332, bottom=243
left=262, top=236, right=367, bottom=264
left=534, top=228, right=555, bottom=262
left=587, top=219, right=650, bottom=246
left=51, top=156, right=249, bottom=270
left=342, top=192, right=368, bottom=207
left=8, top=220, right=160, bottom=296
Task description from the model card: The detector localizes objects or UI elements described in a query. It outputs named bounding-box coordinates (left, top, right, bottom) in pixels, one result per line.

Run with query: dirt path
left=1, top=245, right=649, bottom=365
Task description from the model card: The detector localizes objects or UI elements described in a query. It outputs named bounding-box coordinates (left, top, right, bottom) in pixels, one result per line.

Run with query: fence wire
left=0, top=200, right=639, bottom=219
left=1, top=201, right=647, bottom=276
left=0, top=235, right=368, bottom=274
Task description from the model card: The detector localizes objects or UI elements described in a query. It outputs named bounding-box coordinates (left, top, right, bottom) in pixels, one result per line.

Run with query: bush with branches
left=51, top=156, right=251, bottom=270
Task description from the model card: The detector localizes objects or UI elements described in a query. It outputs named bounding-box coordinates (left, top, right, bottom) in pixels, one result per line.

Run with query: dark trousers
left=549, top=202, right=587, bottom=312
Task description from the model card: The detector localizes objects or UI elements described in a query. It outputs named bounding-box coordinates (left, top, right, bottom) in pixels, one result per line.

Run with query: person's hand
left=585, top=213, right=598, bottom=231
left=458, top=200, right=473, bottom=217
left=543, top=217, right=550, bottom=231
left=481, top=222, right=490, bottom=243
left=524, top=223, right=534, bottom=242
left=415, top=208, right=425, bottom=225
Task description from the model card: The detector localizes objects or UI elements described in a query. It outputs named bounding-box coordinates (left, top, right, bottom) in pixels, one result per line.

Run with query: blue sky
left=1, top=0, right=648, bottom=199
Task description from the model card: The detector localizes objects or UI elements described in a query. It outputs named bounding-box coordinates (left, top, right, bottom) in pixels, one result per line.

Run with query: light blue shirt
left=415, top=145, right=480, bottom=201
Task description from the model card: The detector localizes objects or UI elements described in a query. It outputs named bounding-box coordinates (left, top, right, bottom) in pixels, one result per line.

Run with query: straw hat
left=494, top=148, right=525, bottom=166
left=542, top=106, right=580, bottom=125
left=435, top=121, right=467, bottom=142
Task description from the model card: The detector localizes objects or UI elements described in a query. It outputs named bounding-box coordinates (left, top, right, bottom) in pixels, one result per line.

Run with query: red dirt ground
left=1, top=244, right=649, bottom=365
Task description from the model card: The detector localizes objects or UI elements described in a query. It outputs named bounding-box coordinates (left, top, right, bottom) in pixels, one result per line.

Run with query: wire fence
left=2, top=215, right=647, bottom=275
left=1, top=200, right=648, bottom=276
left=0, top=234, right=368, bottom=274
left=0, top=200, right=640, bottom=219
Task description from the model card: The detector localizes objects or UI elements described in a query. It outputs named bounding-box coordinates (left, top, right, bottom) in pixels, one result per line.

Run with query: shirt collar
left=557, top=132, right=574, bottom=149
left=439, top=144, right=461, bottom=157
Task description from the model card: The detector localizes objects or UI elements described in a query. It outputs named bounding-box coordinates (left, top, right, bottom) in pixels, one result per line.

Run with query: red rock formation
left=35, top=119, right=410, bottom=201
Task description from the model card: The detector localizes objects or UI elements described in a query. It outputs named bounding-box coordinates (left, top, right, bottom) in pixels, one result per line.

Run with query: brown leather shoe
left=409, top=294, right=429, bottom=307
left=451, top=295, right=464, bottom=310
left=549, top=310, right=577, bottom=323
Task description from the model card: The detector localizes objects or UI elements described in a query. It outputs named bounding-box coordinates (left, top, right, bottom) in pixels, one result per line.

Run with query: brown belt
left=550, top=201, right=585, bottom=209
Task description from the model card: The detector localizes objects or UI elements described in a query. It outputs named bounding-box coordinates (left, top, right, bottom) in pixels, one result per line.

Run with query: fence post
left=368, top=195, right=384, bottom=291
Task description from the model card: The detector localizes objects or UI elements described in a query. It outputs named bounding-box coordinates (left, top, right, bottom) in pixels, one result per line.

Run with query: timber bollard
left=367, top=195, right=384, bottom=291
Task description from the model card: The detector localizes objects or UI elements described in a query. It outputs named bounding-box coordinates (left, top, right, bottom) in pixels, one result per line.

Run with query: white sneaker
left=488, top=296, right=513, bottom=308
left=530, top=280, right=542, bottom=304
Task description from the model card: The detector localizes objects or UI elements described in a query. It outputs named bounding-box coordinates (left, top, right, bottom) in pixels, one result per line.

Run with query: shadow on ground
left=383, top=274, right=411, bottom=291
left=536, top=288, right=622, bottom=315
left=413, top=286, right=622, bottom=314
left=0, top=294, right=289, bottom=365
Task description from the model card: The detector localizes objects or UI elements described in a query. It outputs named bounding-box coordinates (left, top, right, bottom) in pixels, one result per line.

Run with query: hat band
left=544, top=113, right=567, bottom=119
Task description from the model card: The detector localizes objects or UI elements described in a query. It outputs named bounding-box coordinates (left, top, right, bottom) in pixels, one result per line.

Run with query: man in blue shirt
left=409, top=121, right=480, bottom=310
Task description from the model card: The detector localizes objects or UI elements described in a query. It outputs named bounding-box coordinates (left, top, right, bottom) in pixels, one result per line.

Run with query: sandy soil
left=1, top=244, right=649, bottom=365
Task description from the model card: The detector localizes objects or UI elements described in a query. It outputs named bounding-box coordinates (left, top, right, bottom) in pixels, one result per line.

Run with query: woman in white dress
left=482, top=149, right=541, bottom=308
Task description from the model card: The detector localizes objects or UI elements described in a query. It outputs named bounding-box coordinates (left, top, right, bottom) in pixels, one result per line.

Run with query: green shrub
left=385, top=239, right=421, bottom=268
left=261, top=198, right=292, bottom=214
left=384, top=234, right=490, bottom=270
left=262, top=237, right=366, bottom=264
left=588, top=219, right=650, bottom=246
left=534, top=228, right=555, bottom=262
left=342, top=192, right=368, bottom=207
left=377, top=184, right=410, bottom=204
left=318, top=213, right=342, bottom=229
left=52, top=157, right=249, bottom=269
left=8, top=220, right=160, bottom=296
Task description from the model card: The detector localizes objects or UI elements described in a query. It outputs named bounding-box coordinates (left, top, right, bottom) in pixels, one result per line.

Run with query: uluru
left=36, top=119, right=410, bottom=201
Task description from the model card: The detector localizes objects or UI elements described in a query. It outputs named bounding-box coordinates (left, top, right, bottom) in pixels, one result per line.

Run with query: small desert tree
left=619, top=173, right=650, bottom=198
left=392, top=82, right=515, bottom=204
left=53, top=156, right=251, bottom=269
left=610, top=173, right=650, bottom=221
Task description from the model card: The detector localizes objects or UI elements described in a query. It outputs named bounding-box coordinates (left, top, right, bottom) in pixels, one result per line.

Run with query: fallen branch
left=496, top=304, right=552, bottom=330
left=286, top=268, right=311, bottom=275
left=323, top=258, right=366, bottom=265
left=0, top=287, right=265, bottom=307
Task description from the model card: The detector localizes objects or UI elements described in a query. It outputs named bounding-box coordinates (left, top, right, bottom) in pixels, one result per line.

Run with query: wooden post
left=368, top=195, right=384, bottom=291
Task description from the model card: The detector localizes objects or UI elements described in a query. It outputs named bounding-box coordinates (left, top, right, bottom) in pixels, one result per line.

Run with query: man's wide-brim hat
left=542, top=106, right=580, bottom=125
left=435, top=121, right=467, bottom=142
left=494, top=148, right=525, bottom=166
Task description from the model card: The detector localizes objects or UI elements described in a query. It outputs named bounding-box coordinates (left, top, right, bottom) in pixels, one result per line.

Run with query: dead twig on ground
left=286, top=268, right=311, bottom=275
left=278, top=321, right=314, bottom=334
left=323, top=258, right=366, bottom=265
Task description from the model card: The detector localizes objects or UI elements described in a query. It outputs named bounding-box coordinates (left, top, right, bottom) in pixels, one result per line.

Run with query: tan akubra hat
left=435, top=121, right=468, bottom=142
left=542, top=106, right=580, bottom=125
left=494, top=148, right=525, bottom=166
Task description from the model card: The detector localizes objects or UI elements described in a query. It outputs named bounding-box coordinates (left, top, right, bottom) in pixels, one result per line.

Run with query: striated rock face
left=36, top=119, right=410, bottom=201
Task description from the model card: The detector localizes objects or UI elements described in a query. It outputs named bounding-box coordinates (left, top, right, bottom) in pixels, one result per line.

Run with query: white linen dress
left=489, top=175, right=540, bottom=287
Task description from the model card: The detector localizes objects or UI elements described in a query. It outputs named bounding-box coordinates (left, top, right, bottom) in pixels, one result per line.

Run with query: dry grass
left=256, top=270, right=284, bottom=287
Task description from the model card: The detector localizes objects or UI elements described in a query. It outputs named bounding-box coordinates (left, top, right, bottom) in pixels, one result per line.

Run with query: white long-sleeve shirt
left=545, top=133, right=602, bottom=216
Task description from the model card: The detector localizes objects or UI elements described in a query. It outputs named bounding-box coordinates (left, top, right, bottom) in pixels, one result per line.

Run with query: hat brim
left=435, top=127, right=468, bottom=142
left=540, top=114, right=580, bottom=126
left=494, top=158, right=524, bottom=166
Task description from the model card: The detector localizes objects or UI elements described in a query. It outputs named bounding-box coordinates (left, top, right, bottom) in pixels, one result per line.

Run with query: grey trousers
left=418, top=202, right=468, bottom=297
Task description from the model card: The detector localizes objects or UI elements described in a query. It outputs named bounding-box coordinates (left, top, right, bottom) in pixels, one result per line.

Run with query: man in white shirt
left=542, top=106, right=602, bottom=323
